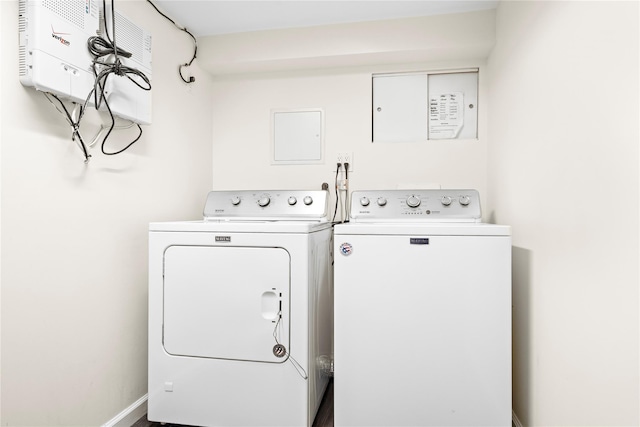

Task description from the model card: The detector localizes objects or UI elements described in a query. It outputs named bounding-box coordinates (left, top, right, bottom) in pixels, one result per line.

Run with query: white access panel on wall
left=372, top=70, right=478, bottom=142
left=372, top=74, right=427, bottom=143
left=428, top=72, right=478, bottom=140
left=272, top=109, right=324, bottom=164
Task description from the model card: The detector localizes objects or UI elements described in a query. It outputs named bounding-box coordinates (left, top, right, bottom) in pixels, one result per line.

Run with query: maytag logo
left=51, top=25, right=70, bottom=46
left=410, top=238, right=429, bottom=245
left=215, top=236, right=231, bottom=242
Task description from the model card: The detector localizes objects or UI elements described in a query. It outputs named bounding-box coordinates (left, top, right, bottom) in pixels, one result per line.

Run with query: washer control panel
left=203, top=190, right=328, bottom=220
left=350, top=189, right=481, bottom=222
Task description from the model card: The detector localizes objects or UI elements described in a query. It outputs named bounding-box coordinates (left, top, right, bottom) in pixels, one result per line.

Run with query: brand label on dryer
left=410, top=238, right=429, bottom=245
left=215, top=236, right=231, bottom=242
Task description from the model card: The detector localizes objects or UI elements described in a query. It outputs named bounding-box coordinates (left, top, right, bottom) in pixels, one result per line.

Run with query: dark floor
left=134, top=379, right=334, bottom=427
left=134, top=380, right=516, bottom=427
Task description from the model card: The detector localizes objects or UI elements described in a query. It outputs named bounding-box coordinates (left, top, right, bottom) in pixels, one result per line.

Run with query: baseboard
left=513, top=409, right=524, bottom=427
left=102, top=394, right=148, bottom=427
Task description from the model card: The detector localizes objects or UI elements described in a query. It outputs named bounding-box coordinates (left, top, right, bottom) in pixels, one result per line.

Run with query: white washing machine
left=148, top=190, right=333, bottom=427
left=334, top=189, right=511, bottom=427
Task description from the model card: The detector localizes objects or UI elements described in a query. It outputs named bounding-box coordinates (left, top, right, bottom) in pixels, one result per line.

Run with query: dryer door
left=163, top=245, right=290, bottom=363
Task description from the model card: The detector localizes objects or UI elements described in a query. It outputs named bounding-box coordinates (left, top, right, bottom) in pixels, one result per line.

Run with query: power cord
left=332, top=163, right=342, bottom=223
left=43, top=93, right=91, bottom=162
left=146, top=0, right=197, bottom=84
left=343, top=162, right=350, bottom=222
left=42, top=0, right=149, bottom=161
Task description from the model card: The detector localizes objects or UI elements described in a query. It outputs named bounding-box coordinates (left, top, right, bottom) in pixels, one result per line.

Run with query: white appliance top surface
left=334, top=222, right=510, bottom=236
left=150, top=220, right=332, bottom=233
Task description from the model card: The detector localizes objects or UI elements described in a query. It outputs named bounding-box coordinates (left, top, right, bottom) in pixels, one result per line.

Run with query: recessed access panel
left=163, top=246, right=290, bottom=363
left=372, top=70, right=478, bottom=142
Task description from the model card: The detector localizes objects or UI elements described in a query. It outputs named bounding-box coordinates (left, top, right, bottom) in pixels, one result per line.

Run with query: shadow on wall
left=512, top=246, right=532, bottom=425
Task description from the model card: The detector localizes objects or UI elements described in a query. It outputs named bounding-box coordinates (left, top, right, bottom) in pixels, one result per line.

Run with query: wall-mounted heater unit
left=99, top=6, right=153, bottom=125
left=19, top=0, right=100, bottom=104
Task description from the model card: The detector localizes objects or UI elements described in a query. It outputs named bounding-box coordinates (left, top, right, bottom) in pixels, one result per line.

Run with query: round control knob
left=377, top=197, right=387, bottom=206
left=257, top=197, right=271, bottom=207
left=231, top=196, right=241, bottom=206
left=288, top=196, right=297, bottom=205
left=303, top=196, right=313, bottom=206
left=406, top=195, right=421, bottom=208
left=441, top=196, right=452, bottom=206
left=459, top=195, right=470, bottom=206
left=360, top=197, right=370, bottom=207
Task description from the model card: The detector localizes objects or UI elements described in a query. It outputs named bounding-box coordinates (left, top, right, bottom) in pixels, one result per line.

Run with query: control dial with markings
left=459, top=195, right=470, bottom=206
left=258, top=197, right=271, bottom=207
left=288, top=196, right=297, bottom=205
left=303, top=196, right=313, bottom=206
left=360, top=197, right=370, bottom=207
left=406, top=195, right=421, bottom=208
left=377, top=197, right=387, bottom=206
left=231, top=196, right=241, bottom=206
left=441, top=196, right=452, bottom=206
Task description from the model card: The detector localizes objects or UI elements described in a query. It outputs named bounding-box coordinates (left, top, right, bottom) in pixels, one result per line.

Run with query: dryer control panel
left=204, top=190, right=328, bottom=221
left=350, top=189, right=481, bottom=222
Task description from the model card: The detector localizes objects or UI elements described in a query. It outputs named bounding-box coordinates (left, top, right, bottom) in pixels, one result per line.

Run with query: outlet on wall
left=336, top=152, right=354, bottom=171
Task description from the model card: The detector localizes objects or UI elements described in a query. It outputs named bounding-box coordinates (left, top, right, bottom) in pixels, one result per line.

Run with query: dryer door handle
left=261, top=290, right=280, bottom=321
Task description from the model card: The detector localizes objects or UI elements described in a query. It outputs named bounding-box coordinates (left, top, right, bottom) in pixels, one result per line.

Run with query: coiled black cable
left=83, top=0, right=151, bottom=156
left=146, top=0, right=197, bottom=84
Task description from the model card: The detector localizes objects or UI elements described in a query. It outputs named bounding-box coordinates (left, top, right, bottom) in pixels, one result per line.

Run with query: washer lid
left=334, top=222, right=511, bottom=236
left=149, top=219, right=331, bottom=233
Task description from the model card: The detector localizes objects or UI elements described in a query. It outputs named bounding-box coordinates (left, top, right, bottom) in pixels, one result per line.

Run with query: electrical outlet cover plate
left=336, top=152, right=353, bottom=171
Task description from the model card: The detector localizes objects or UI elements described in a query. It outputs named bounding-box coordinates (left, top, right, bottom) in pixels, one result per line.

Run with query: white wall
left=487, top=1, right=639, bottom=425
left=209, top=2, right=640, bottom=425
left=0, top=1, right=3, bottom=423
left=211, top=65, right=489, bottom=202
left=199, top=10, right=496, bottom=75
left=2, top=1, right=637, bottom=425
left=0, top=1, right=213, bottom=425
left=207, top=11, right=496, bottom=211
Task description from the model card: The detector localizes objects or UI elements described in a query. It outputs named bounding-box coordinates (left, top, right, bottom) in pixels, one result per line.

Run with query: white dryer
left=334, top=189, right=511, bottom=427
left=148, top=190, right=333, bottom=427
